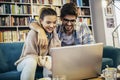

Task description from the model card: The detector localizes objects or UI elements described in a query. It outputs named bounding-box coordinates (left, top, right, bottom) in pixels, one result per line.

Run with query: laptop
left=50, top=43, right=103, bottom=80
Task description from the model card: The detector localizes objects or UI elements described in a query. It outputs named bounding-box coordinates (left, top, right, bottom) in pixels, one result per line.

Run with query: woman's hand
left=38, top=56, right=52, bottom=70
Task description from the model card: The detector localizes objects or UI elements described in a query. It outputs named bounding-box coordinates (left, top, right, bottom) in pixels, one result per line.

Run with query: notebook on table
left=50, top=43, right=103, bottom=80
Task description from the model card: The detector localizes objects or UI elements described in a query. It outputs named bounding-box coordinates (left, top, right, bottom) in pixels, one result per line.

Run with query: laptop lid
left=50, top=43, right=103, bottom=80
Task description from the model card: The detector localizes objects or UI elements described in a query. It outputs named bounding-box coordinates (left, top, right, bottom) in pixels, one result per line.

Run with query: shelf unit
left=0, top=0, right=32, bottom=42
left=0, top=0, right=63, bottom=42
left=0, top=0, right=94, bottom=42
left=76, top=0, right=93, bottom=33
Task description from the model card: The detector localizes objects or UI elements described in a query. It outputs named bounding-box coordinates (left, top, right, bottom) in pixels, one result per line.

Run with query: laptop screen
left=50, top=43, right=103, bottom=80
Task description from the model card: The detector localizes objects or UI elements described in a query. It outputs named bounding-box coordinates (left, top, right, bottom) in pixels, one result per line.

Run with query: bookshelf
left=0, top=0, right=31, bottom=42
left=76, top=0, right=93, bottom=32
left=0, top=0, right=63, bottom=42
left=0, top=0, right=94, bottom=42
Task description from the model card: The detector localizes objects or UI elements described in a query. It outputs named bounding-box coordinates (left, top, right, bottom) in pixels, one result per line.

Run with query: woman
left=15, top=7, right=61, bottom=80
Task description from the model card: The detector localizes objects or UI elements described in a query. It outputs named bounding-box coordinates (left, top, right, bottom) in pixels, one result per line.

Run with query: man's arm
left=79, top=23, right=95, bottom=44
left=29, top=22, right=48, bottom=48
left=29, top=22, right=42, bottom=33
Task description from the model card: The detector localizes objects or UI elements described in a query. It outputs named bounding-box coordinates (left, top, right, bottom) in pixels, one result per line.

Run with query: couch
left=0, top=42, right=43, bottom=80
left=0, top=42, right=120, bottom=80
left=102, top=46, right=120, bottom=69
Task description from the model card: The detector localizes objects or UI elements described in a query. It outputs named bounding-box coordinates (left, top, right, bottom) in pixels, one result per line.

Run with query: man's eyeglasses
left=63, top=18, right=76, bottom=24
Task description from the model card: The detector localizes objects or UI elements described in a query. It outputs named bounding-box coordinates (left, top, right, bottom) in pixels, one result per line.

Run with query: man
left=29, top=3, right=95, bottom=47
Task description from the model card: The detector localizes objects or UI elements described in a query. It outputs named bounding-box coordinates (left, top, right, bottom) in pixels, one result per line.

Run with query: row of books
left=34, top=16, right=62, bottom=25
left=0, top=15, right=61, bottom=27
left=32, top=5, right=61, bottom=16
left=0, top=4, right=31, bottom=14
left=0, top=0, right=31, bottom=3
left=78, top=17, right=91, bottom=26
left=0, top=16, right=10, bottom=26
left=0, top=16, right=31, bottom=26
left=11, top=16, right=31, bottom=26
left=76, top=0, right=89, bottom=7
left=0, top=0, right=70, bottom=5
left=32, top=0, right=70, bottom=5
left=77, top=7, right=90, bottom=16
left=0, top=30, right=29, bottom=42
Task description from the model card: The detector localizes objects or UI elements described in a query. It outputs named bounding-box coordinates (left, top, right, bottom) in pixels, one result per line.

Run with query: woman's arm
left=29, top=22, right=48, bottom=48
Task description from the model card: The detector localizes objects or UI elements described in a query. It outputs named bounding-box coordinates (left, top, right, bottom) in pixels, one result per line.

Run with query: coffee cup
left=102, top=68, right=117, bottom=80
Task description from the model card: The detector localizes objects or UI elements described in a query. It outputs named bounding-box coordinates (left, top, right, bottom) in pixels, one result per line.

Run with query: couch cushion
left=0, top=49, right=9, bottom=73
left=0, top=71, right=20, bottom=80
left=103, top=46, right=120, bottom=67
left=102, top=58, right=113, bottom=70
left=0, top=70, right=43, bottom=80
left=0, top=42, right=24, bottom=71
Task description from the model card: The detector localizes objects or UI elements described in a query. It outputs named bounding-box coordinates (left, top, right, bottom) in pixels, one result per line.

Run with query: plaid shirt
left=57, top=23, right=95, bottom=46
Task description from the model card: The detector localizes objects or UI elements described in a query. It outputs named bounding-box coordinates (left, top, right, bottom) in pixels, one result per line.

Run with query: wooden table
left=87, top=76, right=104, bottom=80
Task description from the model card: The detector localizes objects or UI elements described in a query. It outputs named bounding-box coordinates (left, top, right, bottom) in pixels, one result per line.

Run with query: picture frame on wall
left=105, top=6, right=114, bottom=16
left=106, top=17, right=115, bottom=28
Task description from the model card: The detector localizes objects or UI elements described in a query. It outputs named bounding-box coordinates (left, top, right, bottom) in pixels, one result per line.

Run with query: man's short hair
left=60, top=3, right=78, bottom=18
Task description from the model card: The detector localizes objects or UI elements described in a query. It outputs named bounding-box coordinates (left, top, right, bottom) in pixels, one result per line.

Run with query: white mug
left=102, top=68, right=117, bottom=80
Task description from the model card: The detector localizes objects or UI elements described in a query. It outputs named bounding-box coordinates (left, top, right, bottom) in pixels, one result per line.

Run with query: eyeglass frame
left=63, top=18, right=76, bottom=24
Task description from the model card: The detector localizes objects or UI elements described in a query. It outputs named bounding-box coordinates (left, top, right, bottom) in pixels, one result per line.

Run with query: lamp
left=109, top=0, right=120, bottom=47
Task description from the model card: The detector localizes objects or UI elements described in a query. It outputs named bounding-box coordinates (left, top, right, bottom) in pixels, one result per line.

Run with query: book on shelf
left=32, top=5, right=45, bottom=15
left=12, top=30, right=18, bottom=42
left=76, top=0, right=83, bottom=7
left=19, top=30, right=29, bottom=41
left=0, top=31, right=3, bottom=42
left=0, top=4, right=10, bottom=14
left=10, top=16, right=30, bottom=26
left=20, top=0, right=31, bottom=3
left=82, top=0, right=89, bottom=6
left=11, top=4, right=14, bottom=14
left=51, top=6, right=61, bottom=16
left=79, top=17, right=91, bottom=26
left=0, top=30, right=29, bottom=42
left=0, top=17, right=6, bottom=26
left=5, top=4, right=11, bottom=14
left=62, top=0, right=70, bottom=4
left=76, top=0, right=89, bottom=7
left=0, top=4, right=31, bottom=15
left=52, top=0, right=62, bottom=5
left=0, top=16, right=10, bottom=26
left=81, top=8, right=90, bottom=16
left=0, top=0, right=30, bottom=2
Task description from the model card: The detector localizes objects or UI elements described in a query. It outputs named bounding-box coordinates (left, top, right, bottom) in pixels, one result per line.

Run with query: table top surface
left=89, top=77, right=120, bottom=80
left=88, top=77, right=104, bottom=80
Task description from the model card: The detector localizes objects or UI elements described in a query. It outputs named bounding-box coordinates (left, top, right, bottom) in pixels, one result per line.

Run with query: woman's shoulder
left=28, top=30, right=37, bottom=35
left=27, top=30, right=38, bottom=39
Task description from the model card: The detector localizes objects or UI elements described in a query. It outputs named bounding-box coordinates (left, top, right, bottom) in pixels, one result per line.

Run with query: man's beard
left=63, top=25, right=74, bottom=35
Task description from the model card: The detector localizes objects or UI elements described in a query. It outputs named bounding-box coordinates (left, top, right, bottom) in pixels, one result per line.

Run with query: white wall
left=91, top=0, right=106, bottom=45
left=114, top=1, right=120, bottom=47
left=90, top=0, right=117, bottom=46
